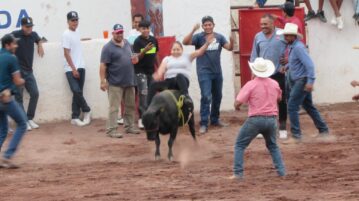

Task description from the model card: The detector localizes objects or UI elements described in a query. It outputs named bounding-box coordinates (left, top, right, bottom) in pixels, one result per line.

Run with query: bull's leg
left=168, top=130, right=177, bottom=161
left=155, top=134, right=161, bottom=160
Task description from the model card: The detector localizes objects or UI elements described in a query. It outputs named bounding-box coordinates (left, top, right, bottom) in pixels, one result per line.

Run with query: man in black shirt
left=12, top=17, right=44, bottom=131
left=133, top=20, right=159, bottom=129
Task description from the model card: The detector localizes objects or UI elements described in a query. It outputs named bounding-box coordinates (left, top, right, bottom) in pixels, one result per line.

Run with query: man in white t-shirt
left=127, top=14, right=154, bottom=45
left=62, top=11, right=91, bottom=127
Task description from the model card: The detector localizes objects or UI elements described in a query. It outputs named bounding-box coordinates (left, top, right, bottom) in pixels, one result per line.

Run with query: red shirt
left=278, top=16, right=304, bottom=36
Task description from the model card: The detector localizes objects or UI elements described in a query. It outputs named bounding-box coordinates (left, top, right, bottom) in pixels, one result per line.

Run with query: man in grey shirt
left=250, top=14, right=287, bottom=139
left=99, top=24, right=140, bottom=138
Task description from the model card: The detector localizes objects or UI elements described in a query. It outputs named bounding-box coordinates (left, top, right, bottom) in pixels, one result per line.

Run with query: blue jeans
left=0, top=99, right=27, bottom=159
left=15, top=70, right=39, bottom=120
left=198, top=73, right=223, bottom=126
left=233, top=116, right=286, bottom=177
left=66, top=68, right=91, bottom=119
left=287, top=78, right=329, bottom=139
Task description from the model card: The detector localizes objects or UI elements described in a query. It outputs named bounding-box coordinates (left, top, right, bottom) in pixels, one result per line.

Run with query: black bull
left=142, top=90, right=196, bottom=161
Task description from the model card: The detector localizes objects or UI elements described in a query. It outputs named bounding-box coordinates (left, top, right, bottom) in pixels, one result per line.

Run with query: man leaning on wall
left=62, top=11, right=91, bottom=127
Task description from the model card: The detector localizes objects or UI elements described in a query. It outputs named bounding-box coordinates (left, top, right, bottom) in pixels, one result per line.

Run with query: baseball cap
left=113, top=24, right=124, bottom=33
left=202, top=16, right=214, bottom=24
left=67, top=11, right=79, bottom=20
left=281, top=1, right=295, bottom=17
left=21, top=17, right=34, bottom=27
left=1, top=34, right=19, bottom=47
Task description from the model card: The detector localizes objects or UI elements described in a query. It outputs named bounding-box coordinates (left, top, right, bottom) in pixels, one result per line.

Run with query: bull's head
left=142, top=109, right=160, bottom=141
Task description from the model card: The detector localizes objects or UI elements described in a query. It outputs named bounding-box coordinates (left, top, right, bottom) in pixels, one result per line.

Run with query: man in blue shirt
left=250, top=14, right=288, bottom=139
left=183, top=16, right=234, bottom=134
left=0, top=34, right=27, bottom=168
left=281, top=23, right=330, bottom=144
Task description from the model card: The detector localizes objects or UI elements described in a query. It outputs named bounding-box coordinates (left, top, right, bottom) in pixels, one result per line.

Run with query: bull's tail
left=188, top=112, right=196, bottom=141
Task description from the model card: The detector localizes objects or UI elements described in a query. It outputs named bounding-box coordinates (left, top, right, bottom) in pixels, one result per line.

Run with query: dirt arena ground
left=1, top=102, right=359, bottom=201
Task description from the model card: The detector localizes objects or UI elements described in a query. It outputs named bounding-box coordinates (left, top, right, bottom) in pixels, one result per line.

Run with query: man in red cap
left=99, top=24, right=140, bottom=138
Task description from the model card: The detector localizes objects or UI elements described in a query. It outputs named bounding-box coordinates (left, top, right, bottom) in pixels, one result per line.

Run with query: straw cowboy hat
left=277, top=23, right=303, bottom=38
left=248, top=58, right=275, bottom=78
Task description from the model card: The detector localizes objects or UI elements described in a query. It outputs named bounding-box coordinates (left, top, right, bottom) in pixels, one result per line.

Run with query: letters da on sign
left=0, top=9, right=29, bottom=29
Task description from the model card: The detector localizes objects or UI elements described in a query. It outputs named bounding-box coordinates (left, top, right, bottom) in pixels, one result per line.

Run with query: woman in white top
left=148, top=39, right=212, bottom=105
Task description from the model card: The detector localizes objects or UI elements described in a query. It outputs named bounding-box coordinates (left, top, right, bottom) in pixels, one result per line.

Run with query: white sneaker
left=117, top=118, right=124, bottom=125
left=28, top=120, right=39, bottom=129
left=71, top=119, right=86, bottom=127
left=337, top=16, right=344, bottom=30
left=256, top=134, right=263, bottom=139
left=83, top=112, right=91, bottom=125
left=331, top=17, right=337, bottom=25
left=138, top=119, right=144, bottom=129
left=27, top=123, right=32, bottom=131
left=279, top=130, right=288, bottom=139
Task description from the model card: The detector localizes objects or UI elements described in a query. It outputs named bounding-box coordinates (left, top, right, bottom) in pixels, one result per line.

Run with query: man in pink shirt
left=230, top=58, right=286, bottom=180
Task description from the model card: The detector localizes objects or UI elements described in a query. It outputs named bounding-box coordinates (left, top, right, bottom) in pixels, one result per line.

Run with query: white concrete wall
left=32, top=40, right=108, bottom=122
left=307, top=1, right=359, bottom=103
left=231, top=0, right=283, bottom=6
left=0, top=0, right=132, bottom=42
left=162, top=0, right=235, bottom=111
left=20, top=0, right=235, bottom=123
